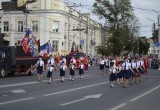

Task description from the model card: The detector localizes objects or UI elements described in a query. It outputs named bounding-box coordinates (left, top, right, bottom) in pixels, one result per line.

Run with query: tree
left=93, top=0, right=139, bottom=55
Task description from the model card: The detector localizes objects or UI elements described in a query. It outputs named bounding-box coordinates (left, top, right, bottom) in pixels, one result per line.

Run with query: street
left=0, top=66, right=160, bottom=110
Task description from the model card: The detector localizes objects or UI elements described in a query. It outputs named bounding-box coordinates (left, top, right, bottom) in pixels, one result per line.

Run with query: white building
left=1, top=0, right=102, bottom=56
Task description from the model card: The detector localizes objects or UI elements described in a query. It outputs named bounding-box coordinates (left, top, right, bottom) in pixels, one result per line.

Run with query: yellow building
left=1, top=0, right=102, bottom=56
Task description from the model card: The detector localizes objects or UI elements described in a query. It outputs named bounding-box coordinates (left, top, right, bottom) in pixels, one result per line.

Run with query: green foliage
left=93, top=0, right=144, bottom=55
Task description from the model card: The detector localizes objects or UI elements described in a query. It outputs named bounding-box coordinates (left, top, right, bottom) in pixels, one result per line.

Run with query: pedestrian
left=60, top=62, right=67, bottom=82
left=36, top=56, right=44, bottom=82
left=99, top=57, right=105, bottom=75
left=47, top=64, right=55, bottom=84
left=79, top=61, right=85, bottom=79
left=109, top=66, right=117, bottom=88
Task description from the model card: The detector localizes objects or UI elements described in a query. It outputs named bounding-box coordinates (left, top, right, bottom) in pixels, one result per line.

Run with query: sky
left=66, top=0, right=160, bottom=38
left=2, top=0, right=160, bottom=38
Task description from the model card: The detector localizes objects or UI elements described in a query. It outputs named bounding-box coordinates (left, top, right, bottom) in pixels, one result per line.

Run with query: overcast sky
left=66, top=0, right=160, bottom=38
left=2, top=0, right=160, bottom=38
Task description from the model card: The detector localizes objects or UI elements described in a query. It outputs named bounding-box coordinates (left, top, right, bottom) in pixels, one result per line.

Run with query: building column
left=10, top=16, right=15, bottom=46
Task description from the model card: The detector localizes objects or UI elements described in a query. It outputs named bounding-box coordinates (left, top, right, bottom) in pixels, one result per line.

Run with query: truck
left=0, top=46, right=48, bottom=77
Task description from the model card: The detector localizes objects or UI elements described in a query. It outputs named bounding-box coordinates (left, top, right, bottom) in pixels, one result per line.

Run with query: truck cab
left=0, top=47, right=15, bottom=77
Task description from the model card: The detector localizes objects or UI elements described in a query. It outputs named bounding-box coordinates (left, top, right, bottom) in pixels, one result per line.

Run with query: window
left=52, top=41, right=59, bottom=52
left=3, top=21, right=9, bottom=32
left=18, top=21, right=23, bottom=32
left=53, top=21, right=59, bottom=32
left=32, top=21, right=38, bottom=32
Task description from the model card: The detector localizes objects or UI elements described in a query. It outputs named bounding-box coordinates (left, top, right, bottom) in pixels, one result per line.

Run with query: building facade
left=1, top=0, right=102, bottom=56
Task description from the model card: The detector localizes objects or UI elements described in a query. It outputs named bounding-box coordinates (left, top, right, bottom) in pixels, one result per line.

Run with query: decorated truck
left=0, top=46, right=48, bottom=78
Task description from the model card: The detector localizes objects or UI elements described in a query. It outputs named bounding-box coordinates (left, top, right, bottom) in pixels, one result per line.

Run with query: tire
left=0, top=67, right=7, bottom=78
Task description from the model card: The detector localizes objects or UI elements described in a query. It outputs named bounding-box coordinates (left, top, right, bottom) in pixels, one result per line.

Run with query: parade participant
left=130, top=59, right=137, bottom=85
left=109, top=65, right=117, bottom=88
left=83, top=56, right=89, bottom=72
left=99, top=57, right=105, bottom=75
left=47, top=64, right=55, bottom=84
left=69, top=56, right=76, bottom=80
left=139, top=57, right=145, bottom=82
left=60, top=62, right=67, bottom=82
left=79, top=61, right=85, bottom=79
left=122, top=58, right=131, bottom=88
left=47, top=55, right=55, bottom=67
left=135, top=58, right=141, bottom=84
left=115, top=62, right=123, bottom=84
left=36, top=56, right=44, bottom=82
left=105, top=56, right=110, bottom=74
left=144, top=55, right=148, bottom=74
left=69, top=61, right=76, bottom=81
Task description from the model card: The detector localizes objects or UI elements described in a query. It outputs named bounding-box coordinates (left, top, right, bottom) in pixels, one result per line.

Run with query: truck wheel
left=0, top=68, right=7, bottom=78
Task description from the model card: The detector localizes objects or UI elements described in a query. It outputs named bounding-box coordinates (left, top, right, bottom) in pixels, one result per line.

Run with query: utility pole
left=86, top=16, right=89, bottom=55
left=0, top=10, right=2, bottom=46
left=152, top=10, right=160, bottom=57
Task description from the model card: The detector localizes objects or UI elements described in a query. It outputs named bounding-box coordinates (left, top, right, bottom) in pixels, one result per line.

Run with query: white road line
left=129, top=85, right=160, bottom=102
left=43, top=81, right=109, bottom=96
left=110, top=103, right=127, bottom=110
left=0, top=97, right=34, bottom=105
left=0, top=75, right=91, bottom=89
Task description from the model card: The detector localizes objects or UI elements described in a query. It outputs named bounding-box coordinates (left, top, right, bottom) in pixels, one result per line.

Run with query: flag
left=40, top=42, right=48, bottom=55
left=40, top=40, right=53, bottom=55
left=21, top=29, right=31, bottom=53
left=47, top=40, right=53, bottom=53
left=21, top=36, right=28, bottom=53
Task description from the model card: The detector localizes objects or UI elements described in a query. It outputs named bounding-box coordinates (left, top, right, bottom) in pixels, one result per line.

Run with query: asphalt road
left=0, top=66, right=160, bottom=110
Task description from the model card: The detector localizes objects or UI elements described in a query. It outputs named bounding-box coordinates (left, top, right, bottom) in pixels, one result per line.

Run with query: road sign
left=80, top=40, right=84, bottom=45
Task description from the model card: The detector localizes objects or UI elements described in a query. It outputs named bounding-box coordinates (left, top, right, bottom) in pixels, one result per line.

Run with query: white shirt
left=37, top=60, right=44, bottom=66
left=70, top=58, right=76, bottom=64
left=122, top=62, right=130, bottom=70
left=70, top=64, right=75, bottom=70
left=110, top=68, right=116, bottom=73
left=130, top=62, right=136, bottom=69
left=105, top=59, right=110, bottom=66
left=100, top=59, right=105, bottom=65
left=60, top=65, right=67, bottom=71
left=135, top=61, right=140, bottom=68
left=139, top=60, right=144, bottom=66
left=80, top=64, right=85, bottom=69
left=48, top=66, right=54, bottom=72
left=63, top=58, right=66, bottom=64
left=47, top=58, right=55, bottom=65
left=116, top=66, right=122, bottom=71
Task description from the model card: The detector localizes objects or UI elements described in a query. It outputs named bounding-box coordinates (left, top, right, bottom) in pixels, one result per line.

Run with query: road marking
left=129, top=85, right=160, bottom=102
left=110, top=103, right=127, bottom=110
left=11, top=90, right=26, bottom=94
left=43, top=81, right=109, bottom=96
left=61, top=94, right=102, bottom=106
left=0, top=75, right=91, bottom=89
left=0, top=97, right=34, bottom=105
